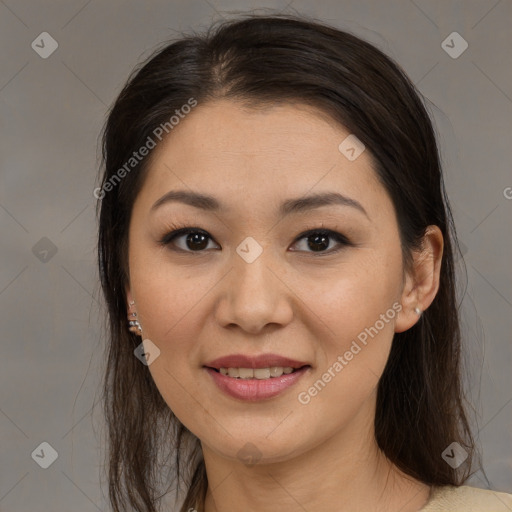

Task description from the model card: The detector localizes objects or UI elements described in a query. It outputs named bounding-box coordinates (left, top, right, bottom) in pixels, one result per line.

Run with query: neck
left=201, top=394, right=431, bottom=512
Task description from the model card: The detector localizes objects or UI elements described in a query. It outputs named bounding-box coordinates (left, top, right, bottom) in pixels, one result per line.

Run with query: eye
left=291, top=228, right=351, bottom=255
left=159, top=225, right=352, bottom=255
left=159, top=226, right=219, bottom=252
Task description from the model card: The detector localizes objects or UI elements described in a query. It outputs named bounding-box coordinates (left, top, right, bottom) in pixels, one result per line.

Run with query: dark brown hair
left=97, top=13, right=476, bottom=512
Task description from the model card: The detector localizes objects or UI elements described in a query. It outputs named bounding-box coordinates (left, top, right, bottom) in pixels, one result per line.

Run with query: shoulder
left=420, top=485, right=512, bottom=511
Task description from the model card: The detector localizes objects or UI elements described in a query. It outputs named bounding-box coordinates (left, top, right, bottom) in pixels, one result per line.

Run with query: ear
left=394, top=225, right=444, bottom=333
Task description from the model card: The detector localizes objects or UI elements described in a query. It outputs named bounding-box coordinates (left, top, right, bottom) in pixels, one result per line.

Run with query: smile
left=204, top=365, right=310, bottom=401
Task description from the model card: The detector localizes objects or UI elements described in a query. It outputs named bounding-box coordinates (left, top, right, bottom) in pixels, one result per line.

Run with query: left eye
left=291, top=229, right=350, bottom=254
left=159, top=227, right=350, bottom=255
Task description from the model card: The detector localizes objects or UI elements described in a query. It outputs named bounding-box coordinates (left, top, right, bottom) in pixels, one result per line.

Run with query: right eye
left=159, top=227, right=220, bottom=253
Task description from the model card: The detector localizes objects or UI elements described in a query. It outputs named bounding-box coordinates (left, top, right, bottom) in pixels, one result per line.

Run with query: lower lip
left=204, top=367, right=310, bottom=401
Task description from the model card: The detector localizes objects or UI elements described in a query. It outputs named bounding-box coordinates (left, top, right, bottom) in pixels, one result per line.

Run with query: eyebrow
left=150, top=190, right=369, bottom=219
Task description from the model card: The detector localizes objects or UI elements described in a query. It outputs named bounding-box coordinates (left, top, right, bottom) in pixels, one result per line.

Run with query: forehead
left=138, top=99, right=389, bottom=219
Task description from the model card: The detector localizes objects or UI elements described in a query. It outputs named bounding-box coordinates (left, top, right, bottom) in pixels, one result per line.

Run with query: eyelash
left=158, top=222, right=352, bottom=256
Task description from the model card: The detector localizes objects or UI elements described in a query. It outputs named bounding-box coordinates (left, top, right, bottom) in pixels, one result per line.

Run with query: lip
left=204, top=353, right=309, bottom=370
left=205, top=366, right=310, bottom=401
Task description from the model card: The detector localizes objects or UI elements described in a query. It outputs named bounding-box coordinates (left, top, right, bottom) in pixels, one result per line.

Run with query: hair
left=97, top=12, right=476, bottom=512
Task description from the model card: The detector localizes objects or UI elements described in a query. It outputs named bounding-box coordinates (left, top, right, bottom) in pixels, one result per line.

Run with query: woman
left=97, top=14, right=512, bottom=512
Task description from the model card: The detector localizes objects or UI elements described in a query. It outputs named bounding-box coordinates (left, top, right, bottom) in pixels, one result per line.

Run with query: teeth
left=254, top=368, right=270, bottom=379
left=269, top=366, right=282, bottom=377
left=227, top=368, right=239, bottom=378
left=219, top=366, right=296, bottom=379
left=238, top=368, right=254, bottom=379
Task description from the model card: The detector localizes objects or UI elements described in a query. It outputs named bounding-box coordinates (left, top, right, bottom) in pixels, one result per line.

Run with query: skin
left=125, top=99, right=443, bottom=512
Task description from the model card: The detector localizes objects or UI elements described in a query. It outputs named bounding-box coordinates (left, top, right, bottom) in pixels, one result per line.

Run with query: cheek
left=290, top=253, right=402, bottom=412
left=293, top=289, right=399, bottom=440
left=292, top=253, right=401, bottom=344
left=128, top=241, right=212, bottom=338
left=127, top=247, right=208, bottom=387
left=131, top=269, right=212, bottom=365
left=130, top=266, right=212, bottom=434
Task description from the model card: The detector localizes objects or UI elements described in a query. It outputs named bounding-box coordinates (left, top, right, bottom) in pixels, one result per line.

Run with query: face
left=126, top=99, right=409, bottom=464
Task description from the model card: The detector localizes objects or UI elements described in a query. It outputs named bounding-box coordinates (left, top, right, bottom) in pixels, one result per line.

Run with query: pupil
left=308, top=233, right=328, bottom=251
left=187, top=232, right=208, bottom=250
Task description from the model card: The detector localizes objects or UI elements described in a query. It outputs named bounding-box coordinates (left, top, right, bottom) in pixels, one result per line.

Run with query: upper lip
left=204, top=353, right=310, bottom=369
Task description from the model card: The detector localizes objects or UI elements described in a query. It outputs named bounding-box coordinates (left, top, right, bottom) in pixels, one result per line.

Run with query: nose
left=214, top=248, right=294, bottom=335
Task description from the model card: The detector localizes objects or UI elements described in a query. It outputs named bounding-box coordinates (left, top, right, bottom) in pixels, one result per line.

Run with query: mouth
left=203, top=354, right=311, bottom=401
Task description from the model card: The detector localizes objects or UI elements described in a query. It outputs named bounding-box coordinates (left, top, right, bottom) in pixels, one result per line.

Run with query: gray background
left=1, top=1, right=511, bottom=510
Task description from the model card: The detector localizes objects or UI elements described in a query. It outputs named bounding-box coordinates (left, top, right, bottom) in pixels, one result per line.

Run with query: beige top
left=419, top=485, right=512, bottom=511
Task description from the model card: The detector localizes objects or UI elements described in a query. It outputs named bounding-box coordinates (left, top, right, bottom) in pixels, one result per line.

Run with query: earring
left=128, top=319, right=143, bottom=335
left=127, top=300, right=142, bottom=336
left=414, top=307, right=422, bottom=316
